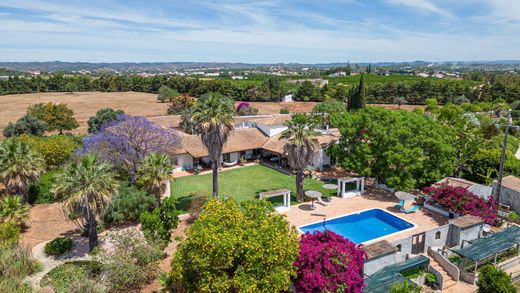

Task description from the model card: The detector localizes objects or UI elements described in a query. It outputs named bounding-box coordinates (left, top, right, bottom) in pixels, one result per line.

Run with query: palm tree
left=0, top=195, right=30, bottom=227
left=280, top=114, right=319, bottom=202
left=138, top=153, right=173, bottom=208
left=182, top=93, right=234, bottom=198
left=52, top=153, right=119, bottom=251
left=0, top=139, right=45, bottom=202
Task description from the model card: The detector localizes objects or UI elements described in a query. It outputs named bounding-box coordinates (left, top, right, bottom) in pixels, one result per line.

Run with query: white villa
left=150, top=114, right=340, bottom=172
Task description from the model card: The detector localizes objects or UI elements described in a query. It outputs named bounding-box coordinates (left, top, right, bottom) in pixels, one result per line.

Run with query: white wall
left=256, top=124, right=287, bottom=137
left=310, top=148, right=331, bottom=171
left=174, top=154, right=194, bottom=171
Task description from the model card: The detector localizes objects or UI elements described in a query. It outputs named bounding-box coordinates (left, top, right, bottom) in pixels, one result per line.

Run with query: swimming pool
left=299, top=208, right=416, bottom=244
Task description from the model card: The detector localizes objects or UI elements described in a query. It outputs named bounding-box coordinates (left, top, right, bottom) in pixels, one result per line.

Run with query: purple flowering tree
left=294, top=230, right=367, bottom=293
left=424, top=185, right=498, bottom=225
left=78, top=115, right=180, bottom=177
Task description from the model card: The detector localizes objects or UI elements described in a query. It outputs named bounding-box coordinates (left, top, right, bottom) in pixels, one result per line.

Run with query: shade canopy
left=454, top=225, right=520, bottom=262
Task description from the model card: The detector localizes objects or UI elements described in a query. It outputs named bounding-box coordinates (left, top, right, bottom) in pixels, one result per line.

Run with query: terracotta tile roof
left=449, top=215, right=483, bottom=229
left=149, top=114, right=292, bottom=129
left=176, top=128, right=269, bottom=158
left=502, top=176, right=520, bottom=191
left=262, top=128, right=340, bottom=154
left=362, top=240, right=397, bottom=259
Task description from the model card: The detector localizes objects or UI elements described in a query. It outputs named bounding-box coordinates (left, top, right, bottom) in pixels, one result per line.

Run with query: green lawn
left=171, top=165, right=330, bottom=212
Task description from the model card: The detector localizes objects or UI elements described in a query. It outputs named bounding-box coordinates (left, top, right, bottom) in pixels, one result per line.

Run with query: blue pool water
left=299, top=209, right=415, bottom=244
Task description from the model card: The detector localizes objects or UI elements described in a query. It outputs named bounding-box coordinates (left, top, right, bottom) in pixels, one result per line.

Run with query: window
left=396, top=244, right=402, bottom=252
left=435, top=231, right=441, bottom=240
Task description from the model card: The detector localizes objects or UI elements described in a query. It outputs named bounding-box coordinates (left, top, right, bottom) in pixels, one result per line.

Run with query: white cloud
left=385, top=0, right=453, bottom=17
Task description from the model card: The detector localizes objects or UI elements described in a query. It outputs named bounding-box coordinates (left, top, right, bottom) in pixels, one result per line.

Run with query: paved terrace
left=285, top=185, right=448, bottom=243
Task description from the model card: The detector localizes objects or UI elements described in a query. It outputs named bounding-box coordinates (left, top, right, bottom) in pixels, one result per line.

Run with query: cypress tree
left=348, top=73, right=366, bottom=111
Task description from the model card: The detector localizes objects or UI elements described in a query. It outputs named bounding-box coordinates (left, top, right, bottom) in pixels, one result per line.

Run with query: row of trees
left=2, top=72, right=519, bottom=104
left=327, top=101, right=520, bottom=190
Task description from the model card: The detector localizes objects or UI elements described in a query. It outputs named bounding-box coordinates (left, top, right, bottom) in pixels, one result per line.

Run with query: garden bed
left=40, top=260, right=105, bottom=292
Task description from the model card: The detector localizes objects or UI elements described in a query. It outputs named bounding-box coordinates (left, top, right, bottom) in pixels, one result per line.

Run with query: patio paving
left=285, top=185, right=448, bottom=244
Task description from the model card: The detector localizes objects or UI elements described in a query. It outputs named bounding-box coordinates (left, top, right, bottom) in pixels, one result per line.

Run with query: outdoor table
left=305, top=190, right=322, bottom=210
left=322, top=183, right=338, bottom=198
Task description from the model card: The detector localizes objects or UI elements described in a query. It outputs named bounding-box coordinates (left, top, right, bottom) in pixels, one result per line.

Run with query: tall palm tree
left=0, top=139, right=45, bottom=202
left=52, top=153, right=119, bottom=251
left=138, top=153, right=173, bottom=208
left=280, top=114, right=319, bottom=202
left=182, top=93, right=234, bottom=198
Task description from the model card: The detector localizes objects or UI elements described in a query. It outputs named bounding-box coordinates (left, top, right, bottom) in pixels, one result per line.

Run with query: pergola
left=259, top=189, right=291, bottom=213
left=450, top=225, right=520, bottom=273
left=337, top=177, right=365, bottom=198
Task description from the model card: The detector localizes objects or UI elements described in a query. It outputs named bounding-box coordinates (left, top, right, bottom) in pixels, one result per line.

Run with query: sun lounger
left=316, top=197, right=328, bottom=206
left=394, top=199, right=405, bottom=209
left=401, top=205, right=420, bottom=214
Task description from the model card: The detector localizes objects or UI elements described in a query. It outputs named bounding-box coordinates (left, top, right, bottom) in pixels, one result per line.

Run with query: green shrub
left=390, top=281, right=422, bottom=293
left=28, top=170, right=62, bottom=204
left=425, top=272, right=437, bottom=285
left=0, top=244, right=41, bottom=293
left=140, top=196, right=179, bottom=244
left=401, top=267, right=425, bottom=279
left=94, top=229, right=163, bottom=291
left=0, top=222, right=20, bottom=247
left=44, top=236, right=74, bottom=256
left=19, top=134, right=81, bottom=169
left=509, top=211, right=520, bottom=220
left=0, top=196, right=30, bottom=227
left=448, top=255, right=462, bottom=264
left=103, top=183, right=155, bottom=225
left=170, top=199, right=299, bottom=293
left=477, top=264, right=516, bottom=293
left=188, top=192, right=207, bottom=221
left=280, top=107, right=290, bottom=114
left=40, top=261, right=104, bottom=293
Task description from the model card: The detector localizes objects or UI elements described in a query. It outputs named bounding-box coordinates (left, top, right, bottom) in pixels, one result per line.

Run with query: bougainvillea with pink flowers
left=424, top=185, right=498, bottom=225
left=236, top=102, right=251, bottom=112
left=294, top=230, right=367, bottom=293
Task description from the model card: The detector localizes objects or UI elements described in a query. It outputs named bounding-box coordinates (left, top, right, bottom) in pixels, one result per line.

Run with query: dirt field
left=0, top=91, right=423, bottom=137
left=0, top=91, right=168, bottom=136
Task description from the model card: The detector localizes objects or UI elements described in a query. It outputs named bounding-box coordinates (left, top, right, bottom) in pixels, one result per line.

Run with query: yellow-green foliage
left=170, top=199, right=299, bottom=293
left=0, top=222, right=20, bottom=247
left=19, top=134, right=80, bottom=168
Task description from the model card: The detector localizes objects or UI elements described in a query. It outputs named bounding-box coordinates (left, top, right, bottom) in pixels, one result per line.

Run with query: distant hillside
left=1, top=60, right=519, bottom=73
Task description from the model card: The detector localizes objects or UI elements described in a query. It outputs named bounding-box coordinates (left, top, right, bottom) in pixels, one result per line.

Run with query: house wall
left=256, top=124, right=287, bottom=137
left=364, top=253, right=399, bottom=276
left=493, top=183, right=520, bottom=214
left=457, top=225, right=483, bottom=247
left=174, top=154, right=194, bottom=170
left=424, top=225, right=450, bottom=249
left=310, top=149, right=331, bottom=171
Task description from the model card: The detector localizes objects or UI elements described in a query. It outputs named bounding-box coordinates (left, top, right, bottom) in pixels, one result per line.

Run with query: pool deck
left=285, top=185, right=448, bottom=243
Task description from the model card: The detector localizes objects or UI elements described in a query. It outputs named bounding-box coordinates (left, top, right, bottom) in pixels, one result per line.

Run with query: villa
left=151, top=114, right=340, bottom=172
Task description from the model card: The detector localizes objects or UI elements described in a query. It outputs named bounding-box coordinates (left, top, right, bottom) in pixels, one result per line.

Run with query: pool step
left=427, top=256, right=458, bottom=290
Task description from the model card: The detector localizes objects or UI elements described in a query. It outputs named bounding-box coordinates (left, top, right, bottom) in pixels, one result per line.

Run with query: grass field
left=171, top=165, right=330, bottom=212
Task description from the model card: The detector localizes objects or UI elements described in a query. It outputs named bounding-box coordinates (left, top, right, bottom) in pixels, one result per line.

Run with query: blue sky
left=1, top=0, right=519, bottom=63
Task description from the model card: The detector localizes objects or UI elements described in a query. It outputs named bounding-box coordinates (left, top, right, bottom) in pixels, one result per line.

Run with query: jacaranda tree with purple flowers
left=294, top=230, right=367, bottom=293
left=78, top=115, right=179, bottom=177
left=424, top=185, right=498, bottom=225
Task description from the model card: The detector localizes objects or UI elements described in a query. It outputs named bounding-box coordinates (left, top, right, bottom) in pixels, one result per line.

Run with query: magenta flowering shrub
left=294, top=230, right=367, bottom=293
left=236, top=102, right=250, bottom=112
left=424, top=185, right=498, bottom=225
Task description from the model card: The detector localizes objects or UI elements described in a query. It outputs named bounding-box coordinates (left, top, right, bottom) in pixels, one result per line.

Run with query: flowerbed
left=423, top=185, right=497, bottom=225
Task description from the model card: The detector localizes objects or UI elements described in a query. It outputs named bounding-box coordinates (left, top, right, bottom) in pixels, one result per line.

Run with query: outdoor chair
left=394, top=200, right=406, bottom=209
left=401, top=205, right=420, bottom=214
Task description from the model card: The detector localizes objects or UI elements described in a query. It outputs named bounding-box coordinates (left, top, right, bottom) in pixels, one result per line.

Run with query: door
left=411, top=232, right=426, bottom=254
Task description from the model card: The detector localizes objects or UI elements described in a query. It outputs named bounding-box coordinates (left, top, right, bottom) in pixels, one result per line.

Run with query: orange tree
left=170, top=198, right=298, bottom=292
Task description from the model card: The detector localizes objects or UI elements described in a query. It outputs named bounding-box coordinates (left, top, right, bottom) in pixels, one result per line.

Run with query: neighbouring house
left=492, top=175, right=520, bottom=213
left=281, top=94, right=293, bottom=102
left=286, top=78, right=329, bottom=88
left=152, top=114, right=340, bottom=172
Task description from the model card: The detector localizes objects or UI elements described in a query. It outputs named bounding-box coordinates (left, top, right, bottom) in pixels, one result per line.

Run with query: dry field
left=0, top=91, right=423, bottom=137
